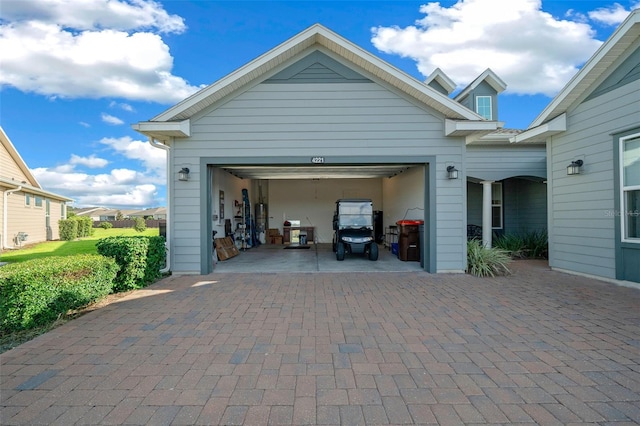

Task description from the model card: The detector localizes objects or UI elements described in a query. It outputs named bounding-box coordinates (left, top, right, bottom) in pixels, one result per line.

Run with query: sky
left=1, top=0, right=638, bottom=209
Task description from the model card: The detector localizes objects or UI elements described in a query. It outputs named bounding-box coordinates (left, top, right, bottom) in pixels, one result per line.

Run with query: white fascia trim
left=530, top=11, right=639, bottom=128
left=454, top=68, right=507, bottom=101
left=132, top=120, right=191, bottom=138
left=150, top=24, right=482, bottom=122
left=510, top=114, right=566, bottom=143
left=424, top=68, right=457, bottom=95
left=445, top=119, right=501, bottom=136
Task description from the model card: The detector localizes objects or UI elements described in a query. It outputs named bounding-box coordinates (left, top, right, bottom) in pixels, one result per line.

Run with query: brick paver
left=2, top=260, right=639, bottom=424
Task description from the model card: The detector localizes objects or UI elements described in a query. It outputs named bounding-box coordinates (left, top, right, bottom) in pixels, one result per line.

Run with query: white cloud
left=101, top=113, right=124, bottom=125
left=0, top=0, right=186, bottom=34
left=110, top=101, right=135, bottom=112
left=370, top=0, right=604, bottom=96
left=99, top=136, right=166, bottom=175
left=79, top=121, right=90, bottom=128
left=32, top=166, right=160, bottom=208
left=588, top=3, right=635, bottom=25
left=70, top=154, right=109, bottom=168
left=31, top=135, right=167, bottom=208
left=0, top=0, right=202, bottom=102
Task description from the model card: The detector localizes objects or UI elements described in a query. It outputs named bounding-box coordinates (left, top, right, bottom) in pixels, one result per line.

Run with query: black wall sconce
left=447, top=165, right=459, bottom=180
left=567, top=160, right=583, bottom=175
left=178, top=167, right=190, bottom=181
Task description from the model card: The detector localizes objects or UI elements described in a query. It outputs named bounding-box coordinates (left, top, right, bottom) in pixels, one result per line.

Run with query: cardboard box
left=268, top=228, right=280, bottom=237
left=270, top=236, right=283, bottom=245
left=214, top=237, right=239, bottom=261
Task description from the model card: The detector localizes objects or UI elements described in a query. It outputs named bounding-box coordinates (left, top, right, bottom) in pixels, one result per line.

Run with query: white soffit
left=445, top=119, right=502, bottom=138
left=510, top=113, right=566, bottom=144
left=131, top=120, right=190, bottom=141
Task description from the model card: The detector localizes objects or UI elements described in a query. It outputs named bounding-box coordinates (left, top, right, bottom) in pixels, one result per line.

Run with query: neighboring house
left=129, top=207, right=167, bottom=220
left=74, top=207, right=111, bottom=221
left=513, top=10, right=640, bottom=285
left=75, top=207, right=137, bottom=221
left=0, top=127, right=72, bottom=250
left=133, top=24, right=546, bottom=275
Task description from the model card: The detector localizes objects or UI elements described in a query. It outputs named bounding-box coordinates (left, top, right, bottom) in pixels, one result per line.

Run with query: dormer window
left=476, top=96, right=492, bottom=120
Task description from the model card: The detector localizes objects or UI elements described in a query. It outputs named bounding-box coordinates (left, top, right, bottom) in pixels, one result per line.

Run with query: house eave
left=0, top=177, right=73, bottom=202
left=529, top=11, right=640, bottom=128
left=132, top=120, right=191, bottom=141
left=510, top=114, right=566, bottom=144
left=445, top=119, right=503, bottom=139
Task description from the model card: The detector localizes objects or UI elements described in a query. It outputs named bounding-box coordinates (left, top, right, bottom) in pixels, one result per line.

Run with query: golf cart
left=332, top=198, right=379, bottom=261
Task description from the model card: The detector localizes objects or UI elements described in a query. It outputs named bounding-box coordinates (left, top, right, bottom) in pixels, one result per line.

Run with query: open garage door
left=202, top=157, right=435, bottom=274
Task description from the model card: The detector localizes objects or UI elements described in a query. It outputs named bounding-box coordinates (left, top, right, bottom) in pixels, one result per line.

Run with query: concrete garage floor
left=214, top=243, right=424, bottom=273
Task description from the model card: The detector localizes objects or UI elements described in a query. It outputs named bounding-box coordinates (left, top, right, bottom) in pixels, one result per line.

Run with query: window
left=25, top=194, right=31, bottom=206
left=61, top=203, right=66, bottom=219
left=476, top=96, right=492, bottom=120
left=35, top=196, right=43, bottom=207
left=492, top=182, right=503, bottom=229
left=621, top=133, right=640, bottom=242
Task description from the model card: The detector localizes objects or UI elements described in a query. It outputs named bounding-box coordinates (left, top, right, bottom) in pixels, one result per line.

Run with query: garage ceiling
left=222, top=164, right=417, bottom=180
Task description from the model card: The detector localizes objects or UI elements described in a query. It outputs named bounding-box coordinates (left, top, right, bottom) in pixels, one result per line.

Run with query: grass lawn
left=0, top=228, right=160, bottom=263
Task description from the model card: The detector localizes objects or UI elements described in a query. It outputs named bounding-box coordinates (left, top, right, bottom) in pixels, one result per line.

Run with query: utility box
left=396, top=220, right=423, bottom=262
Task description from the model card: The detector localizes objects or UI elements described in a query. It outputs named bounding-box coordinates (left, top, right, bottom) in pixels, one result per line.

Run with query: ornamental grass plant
left=467, top=239, right=512, bottom=277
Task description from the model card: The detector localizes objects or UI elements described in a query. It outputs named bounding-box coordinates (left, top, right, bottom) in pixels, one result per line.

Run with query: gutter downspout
left=149, top=137, right=171, bottom=273
left=3, top=186, right=22, bottom=250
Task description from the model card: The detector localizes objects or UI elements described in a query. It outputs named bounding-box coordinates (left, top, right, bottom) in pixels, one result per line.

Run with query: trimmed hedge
left=58, top=216, right=95, bottom=241
left=96, top=236, right=166, bottom=292
left=0, top=255, right=119, bottom=333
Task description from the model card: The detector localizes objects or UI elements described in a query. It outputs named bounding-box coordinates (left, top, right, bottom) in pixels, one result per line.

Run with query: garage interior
left=210, top=162, right=428, bottom=273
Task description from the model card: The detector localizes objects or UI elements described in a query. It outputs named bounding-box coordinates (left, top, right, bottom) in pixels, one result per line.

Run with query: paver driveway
left=2, top=261, right=639, bottom=425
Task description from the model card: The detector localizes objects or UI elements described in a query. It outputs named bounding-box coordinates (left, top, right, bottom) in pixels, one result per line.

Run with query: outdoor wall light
left=178, top=167, right=190, bottom=181
left=447, top=165, right=459, bottom=180
left=567, top=160, right=583, bottom=175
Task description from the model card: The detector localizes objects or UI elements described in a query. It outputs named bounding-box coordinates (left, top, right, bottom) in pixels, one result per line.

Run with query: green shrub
left=467, top=240, right=512, bottom=277
left=96, top=236, right=165, bottom=292
left=494, top=229, right=548, bottom=259
left=100, top=221, right=113, bottom=229
left=523, top=229, right=548, bottom=259
left=59, top=218, right=78, bottom=241
left=0, top=255, right=119, bottom=333
left=75, top=216, right=94, bottom=237
left=494, top=233, right=527, bottom=258
left=133, top=217, right=147, bottom=233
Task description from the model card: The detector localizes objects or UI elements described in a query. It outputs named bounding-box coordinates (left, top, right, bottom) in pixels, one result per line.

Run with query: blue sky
left=1, top=0, right=638, bottom=208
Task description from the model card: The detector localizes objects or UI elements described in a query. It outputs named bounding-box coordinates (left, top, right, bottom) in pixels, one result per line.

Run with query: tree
left=134, top=217, right=147, bottom=233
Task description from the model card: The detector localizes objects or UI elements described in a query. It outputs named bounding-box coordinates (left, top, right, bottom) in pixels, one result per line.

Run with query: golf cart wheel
left=368, top=242, right=379, bottom=261
left=336, top=242, right=345, bottom=261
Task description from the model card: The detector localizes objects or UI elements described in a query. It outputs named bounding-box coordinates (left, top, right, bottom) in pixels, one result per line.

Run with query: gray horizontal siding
left=466, top=145, right=546, bottom=181
left=171, top=81, right=465, bottom=273
left=548, top=82, right=640, bottom=279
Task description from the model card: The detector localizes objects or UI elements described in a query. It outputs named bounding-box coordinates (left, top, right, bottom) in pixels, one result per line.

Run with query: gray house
left=514, top=10, right=640, bottom=285
left=134, top=24, right=545, bottom=275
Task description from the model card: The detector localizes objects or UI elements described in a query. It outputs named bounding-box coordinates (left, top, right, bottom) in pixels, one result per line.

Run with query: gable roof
left=1, top=126, right=40, bottom=188
left=512, top=9, right=639, bottom=144
left=0, top=126, right=73, bottom=202
left=530, top=9, right=640, bottom=129
left=453, top=68, right=507, bottom=102
left=134, top=24, right=496, bottom=140
left=424, top=68, right=456, bottom=95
